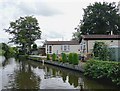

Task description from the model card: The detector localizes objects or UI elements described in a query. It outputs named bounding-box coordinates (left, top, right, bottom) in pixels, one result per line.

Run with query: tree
left=77, top=2, right=120, bottom=35
left=5, top=16, right=41, bottom=54
left=61, top=53, right=67, bottom=63
left=32, top=43, right=37, bottom=50
left=72, top=31, right=81, bottom=41
left=1, top=43, right=16, bottom=59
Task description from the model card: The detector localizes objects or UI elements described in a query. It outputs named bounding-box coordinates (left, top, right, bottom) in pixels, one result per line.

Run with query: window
left=47, top=45, right=52, bottom=54
left=68, top=45, right=70, bottom=50
left=80, top=45, right=82, bottom=50
left=61, top=45, right=63, bottom=50
left=64, top=45, right=67, bottom=51
left=49, top=46, right=52, bottom=53
left=80, top=42, right=86, bottom=52
left=83, top=45, right=86, bottom=49
left=61, top=45, right=70, bottom=51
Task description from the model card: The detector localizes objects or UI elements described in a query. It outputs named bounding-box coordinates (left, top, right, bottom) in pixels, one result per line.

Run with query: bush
left=52, top=53, right=57, bottom=61
left=84, top=59, right=120, bottom=86
left=47, top=54, right=50, bottom=60
left=62, top=53, right=67, bottom=63
left=73, top=53, right=79, bottom=65
left=68, top=53, right=73, bottom=64
left=93, top=42, right=109, bottom=61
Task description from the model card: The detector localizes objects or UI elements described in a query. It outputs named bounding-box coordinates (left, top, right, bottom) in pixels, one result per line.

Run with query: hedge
left=68, top=53, right=73, bottom=64
left=61, top=53, right=67, bottom=63
left=73, top=53, right=79, bottom=65
left=84, top=59, right=120, bottom=86
left=47, top=54, right=50, bottom=60
left=52, top=53, right=57, bottom=61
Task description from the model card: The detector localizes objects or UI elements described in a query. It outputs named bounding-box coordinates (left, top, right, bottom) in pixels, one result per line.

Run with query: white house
left=118, top=1, right=120, bottom=14
left=79, top=35, right=120, bottom=54
left=44, top=40, right=80, bottom=55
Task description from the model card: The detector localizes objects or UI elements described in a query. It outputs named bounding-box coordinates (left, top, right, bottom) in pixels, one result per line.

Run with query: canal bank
left=28, top=55, right=120, bottom=88
left=28, top=56, right=84, bottom=73
left=1, top=56, right=120, bottom=90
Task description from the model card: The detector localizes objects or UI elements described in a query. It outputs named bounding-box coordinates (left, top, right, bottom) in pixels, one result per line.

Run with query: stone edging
left=28, top=57, right=84, bottom=73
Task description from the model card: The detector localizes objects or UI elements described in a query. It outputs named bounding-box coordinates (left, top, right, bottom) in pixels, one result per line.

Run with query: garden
left=45, top=41, right=120, bottom=86
left=47, top=52, right=79, bottom=65
left=84, top=42, right=120, bottom=86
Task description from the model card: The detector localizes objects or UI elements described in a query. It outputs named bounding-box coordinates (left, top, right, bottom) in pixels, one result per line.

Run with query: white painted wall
left=46, top=45, right=80, bottom=54
left=118, top=1, right=120, bottom=14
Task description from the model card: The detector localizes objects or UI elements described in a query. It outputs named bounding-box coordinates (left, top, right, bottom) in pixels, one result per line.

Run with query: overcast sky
left=0, top=0, right=120, bottom=46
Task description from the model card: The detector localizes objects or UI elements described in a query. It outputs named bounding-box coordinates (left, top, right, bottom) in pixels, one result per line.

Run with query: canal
left=0, top=56, right=119, bottom=90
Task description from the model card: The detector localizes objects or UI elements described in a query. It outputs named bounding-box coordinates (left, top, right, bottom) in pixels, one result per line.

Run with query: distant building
left=44, top=40, right=80, bottom=55
left=79, top=35, right=120, bottom=54
left=38, top=47, right=46, bottom=56
left=118, top=1, right=120, bottom=14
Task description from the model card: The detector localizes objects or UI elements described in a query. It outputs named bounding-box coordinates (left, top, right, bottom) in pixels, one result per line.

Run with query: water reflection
left=14, top=61, right=40, bottom=89
left=1, top=57, right=120, bottom=90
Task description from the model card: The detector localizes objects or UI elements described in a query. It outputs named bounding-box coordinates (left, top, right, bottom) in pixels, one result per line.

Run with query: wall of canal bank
left=28, top=56, right=84, bottom=73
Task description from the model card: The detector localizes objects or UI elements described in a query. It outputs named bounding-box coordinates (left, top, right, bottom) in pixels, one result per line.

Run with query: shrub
left=68, top=53, right=73, bottom=64
left=84, top=59, right=120, bottom=86
left=52, top=53, right=57, bottom=61
left=47, top=54, right=50, bottom=60
left=93, top=42, right=109, bottom=61
left=62, top=53, right=67, bottom=63
left=73, top=53, right=79, bottom=65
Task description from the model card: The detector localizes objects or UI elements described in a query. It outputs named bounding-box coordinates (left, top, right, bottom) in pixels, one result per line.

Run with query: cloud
left=1, top=0, right=62, bottom=17
left=41, top=30, right=63, bottom=39
left=0, top=0, right=63, bottom=43
left=0, top=0, right=119, bottom=44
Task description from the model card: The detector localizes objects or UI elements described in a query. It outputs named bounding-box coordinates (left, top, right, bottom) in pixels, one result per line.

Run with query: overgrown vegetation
left=47, top=54, right=50, bottom=60
left=0, top=43, right=18, bottom=59
left=61, top=53, right=67, bottom=63
left=93, top=42, right=110, bottom=61
left=50, top=53, right=79, bottom=65
left=68, top=53, right=73, bottom=64
left=52, top=53, right=57, bottom=61
left=73, top=53, right=79, bottom=65
left=84, top=59, right=120, bottom=86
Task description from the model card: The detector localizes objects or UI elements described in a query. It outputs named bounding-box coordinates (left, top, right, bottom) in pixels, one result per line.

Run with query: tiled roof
left=81, top=35, right=120, bottom=40
left=45, top=40, right=79, bottom=45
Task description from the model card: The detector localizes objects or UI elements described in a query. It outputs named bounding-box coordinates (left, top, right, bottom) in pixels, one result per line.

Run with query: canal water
left=0, top=56, right=119, bottom=90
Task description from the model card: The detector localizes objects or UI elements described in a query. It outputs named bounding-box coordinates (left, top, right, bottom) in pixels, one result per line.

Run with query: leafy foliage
left=5, top=16, right=41, bottom=54
left=61, top=53, right=67, bottom=63
left=72, top=31, right=81, bottom=41
left=93, top=42, right=109, bottom=61
left=68, top=53, right=73, bottom=64
left=76, top=2, right=120, bottom=35
left=1, top=43, right=17, bottom=59
left=52, top=53, right=57, bottom=61
left=73, top=53, right=79, bottom=65
left=84, top=59, right=120, bottom=86
left=47, top=54, right=50, bottom=60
